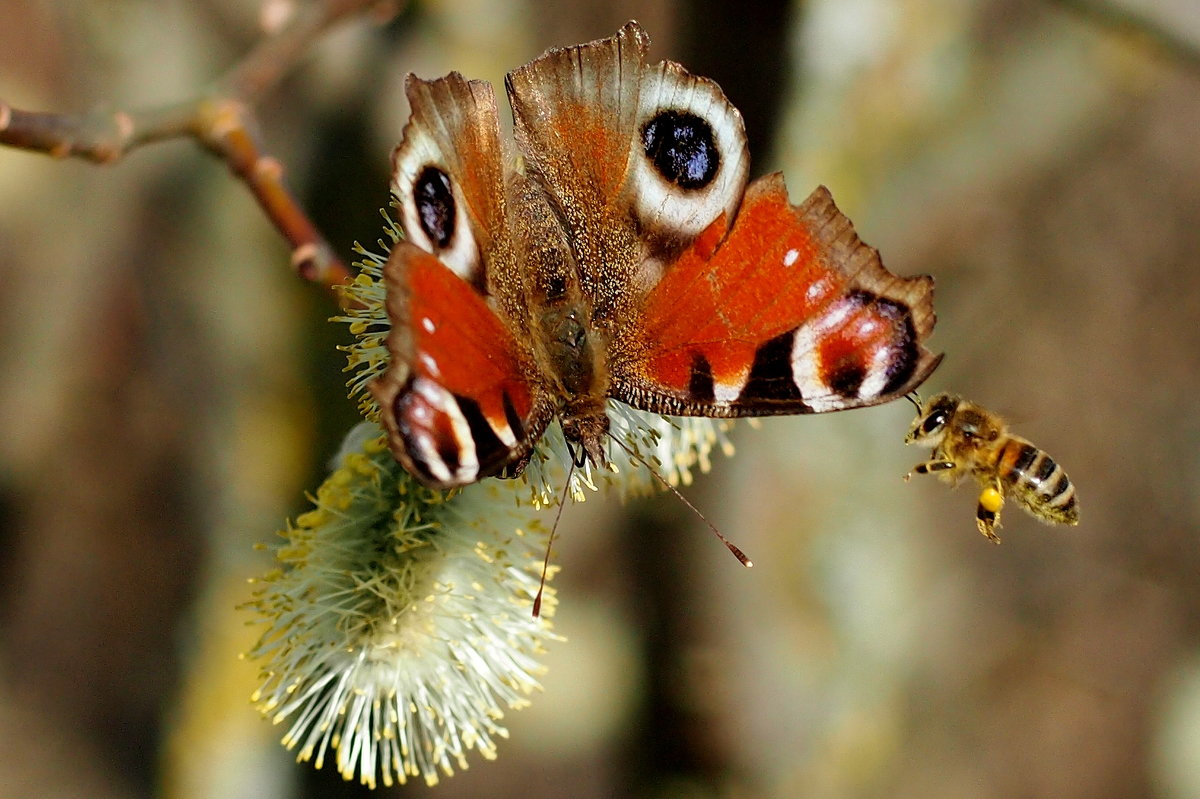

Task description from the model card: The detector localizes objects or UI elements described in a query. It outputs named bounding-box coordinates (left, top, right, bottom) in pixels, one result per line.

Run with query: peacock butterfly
left=370, top=21, right=942, bottom=489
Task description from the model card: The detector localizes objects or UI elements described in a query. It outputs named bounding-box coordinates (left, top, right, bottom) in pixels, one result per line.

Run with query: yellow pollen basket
left=979, top=487, right=1004, bottom=513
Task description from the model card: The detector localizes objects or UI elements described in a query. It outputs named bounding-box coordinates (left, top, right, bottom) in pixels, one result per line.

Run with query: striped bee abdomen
left=997, top=437, right=1079, bottom=526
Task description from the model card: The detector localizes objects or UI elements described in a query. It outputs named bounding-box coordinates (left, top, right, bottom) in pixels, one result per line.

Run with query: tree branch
left=0, top=0, right=404, bottom=295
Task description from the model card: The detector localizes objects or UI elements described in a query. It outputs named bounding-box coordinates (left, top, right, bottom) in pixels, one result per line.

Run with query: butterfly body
left=371, top=22, right=942, bottom=489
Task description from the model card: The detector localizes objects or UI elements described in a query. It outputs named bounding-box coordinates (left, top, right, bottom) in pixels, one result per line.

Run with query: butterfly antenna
left=610, top=435, right=753, bottom=568
left=533, top=457, right=575, bottom=618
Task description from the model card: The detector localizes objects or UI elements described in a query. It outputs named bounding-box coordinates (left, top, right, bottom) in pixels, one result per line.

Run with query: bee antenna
left=904, top=392, right=923, bottom=411
left=609, top=434, right=753, bottom=568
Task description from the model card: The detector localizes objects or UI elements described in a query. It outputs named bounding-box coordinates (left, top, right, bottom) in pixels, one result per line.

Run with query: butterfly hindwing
left=611, top=176, right=940, bottom=416
left=370, top=243, right=551, bottom=488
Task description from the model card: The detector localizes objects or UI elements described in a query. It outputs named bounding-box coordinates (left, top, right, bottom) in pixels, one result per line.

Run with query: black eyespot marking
left=873, top=297, right=921, bottom=396
left=393, top=379, right=460, bottom=481
left=414, top=165, right=455, bottom=248
left=744, top=331, right=806, bottom=403
left=828, top=361, right=867, bottom=398
left=843, top=290, right=921, bottom=397
left=502, top=390, right=526, bottom=441
left=641, top=110, right=720, bottom=190
left=456, top=394, right=507, bottom=474
left=688, top=351, right=715, bottom=403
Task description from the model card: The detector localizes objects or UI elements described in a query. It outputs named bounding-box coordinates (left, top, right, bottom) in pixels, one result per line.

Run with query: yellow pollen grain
left=980, top=487, right=1004, bottom=513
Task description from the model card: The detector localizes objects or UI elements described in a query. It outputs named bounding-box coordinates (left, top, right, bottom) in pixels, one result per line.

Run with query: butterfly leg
left=975, top=482, right=1004, bottom=543
left=563, top=437, right=589, bottom=469
left=497, top=448, right=535, bottom=480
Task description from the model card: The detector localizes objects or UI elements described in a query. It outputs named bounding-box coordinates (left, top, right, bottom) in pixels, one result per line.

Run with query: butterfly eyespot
left=641, top=110, right=720, bottom=190
left=828, top=363, right=868, bottom=398
left=628, top=68, right=748, bottom=239
left=414, top=165, right=456, bottom=248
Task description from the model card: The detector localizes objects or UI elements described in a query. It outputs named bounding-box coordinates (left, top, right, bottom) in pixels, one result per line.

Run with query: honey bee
left=904, top=392, right=1079, bottom=542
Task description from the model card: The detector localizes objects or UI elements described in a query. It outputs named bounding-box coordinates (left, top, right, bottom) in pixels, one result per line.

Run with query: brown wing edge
left=797, top=184, right=937, bottom=342
left=796, top=182, right=942, bottom=404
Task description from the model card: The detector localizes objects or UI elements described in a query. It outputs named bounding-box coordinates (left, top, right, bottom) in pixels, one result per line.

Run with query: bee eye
left=922, top=410, right=948, bottom=434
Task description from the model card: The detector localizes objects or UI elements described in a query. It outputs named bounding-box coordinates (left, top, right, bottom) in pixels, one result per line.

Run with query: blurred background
left=1, top=0, right=1198, bottom=797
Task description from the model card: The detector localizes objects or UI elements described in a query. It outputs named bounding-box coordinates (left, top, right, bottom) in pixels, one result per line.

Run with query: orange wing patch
left=371, top=244, right=543, bottom=487
left=404, top=247, right=533, bottom=426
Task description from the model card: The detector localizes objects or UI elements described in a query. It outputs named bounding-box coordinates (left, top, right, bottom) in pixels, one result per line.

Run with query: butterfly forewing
left=391, top=73, right=506, bottom=289
left=506, top=21, right=751, bottom=327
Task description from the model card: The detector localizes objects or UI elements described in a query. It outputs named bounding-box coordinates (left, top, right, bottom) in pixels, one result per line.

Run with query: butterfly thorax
left=507, top=177, right=613, bottom=466
left=537, top=303, right=611, bottom=466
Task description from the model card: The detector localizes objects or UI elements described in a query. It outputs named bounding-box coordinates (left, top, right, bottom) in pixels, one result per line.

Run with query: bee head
left=906, top=392, right=960, bottom=445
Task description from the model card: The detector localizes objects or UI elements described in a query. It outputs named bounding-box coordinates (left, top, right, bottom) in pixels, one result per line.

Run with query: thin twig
left=221, top=0, right=401, bottom=102
left=0, top=0, right=404, bottom=295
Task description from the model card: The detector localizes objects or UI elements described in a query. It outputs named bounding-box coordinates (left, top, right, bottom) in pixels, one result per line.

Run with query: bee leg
left=975, top=485, right=1004, bottom=543
left=904, top=460, right=955, bottom=481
